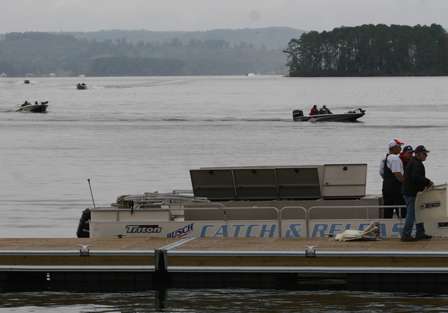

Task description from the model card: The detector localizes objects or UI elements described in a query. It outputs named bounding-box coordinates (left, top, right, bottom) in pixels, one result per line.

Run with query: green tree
left=285, top=24, right=448, bottom=76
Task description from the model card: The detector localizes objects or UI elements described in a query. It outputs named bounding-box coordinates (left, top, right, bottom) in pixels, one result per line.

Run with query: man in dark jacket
left=401, top=145, right=433, bottom=241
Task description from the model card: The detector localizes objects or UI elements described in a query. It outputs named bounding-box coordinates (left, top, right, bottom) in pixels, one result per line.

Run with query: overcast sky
left=1, top=0, right=447, bottom=33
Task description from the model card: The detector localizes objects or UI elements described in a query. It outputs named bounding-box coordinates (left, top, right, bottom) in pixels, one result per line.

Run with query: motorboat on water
left=77, top=83, right=87, bottom=90
left=24, top=80, right=30, bottom=84
left=292, top=108, right=366, bottom=122
left=16, top=101, right=48, bottom=113
left=77, top=163, right=446, bottom=240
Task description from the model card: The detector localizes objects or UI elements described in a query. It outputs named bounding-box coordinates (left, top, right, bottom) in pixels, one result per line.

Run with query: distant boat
left=24, top=80, right=30, bottom=84
left=77, top=83, right=87, bottom=90
left=247, top=73, right=256, bottom=77
left=0, top=73, right=7, bottom=78
left=292, top=108, right=366, bottom=122
left=16, top=101, right=48, bottom=113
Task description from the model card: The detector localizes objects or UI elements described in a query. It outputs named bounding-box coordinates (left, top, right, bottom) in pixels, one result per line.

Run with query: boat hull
left=293, top=112, right=365, bottom=122
left=16, top=104, right=48, bottom=113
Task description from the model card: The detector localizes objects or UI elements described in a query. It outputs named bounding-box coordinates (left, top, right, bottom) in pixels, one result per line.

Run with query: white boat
left=78, top=163, right=443, bottom=239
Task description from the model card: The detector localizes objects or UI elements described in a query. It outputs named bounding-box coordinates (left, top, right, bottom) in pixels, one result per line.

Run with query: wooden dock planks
left=1, top=237, right=448, bottom=292
left=1, top=237, right=448, bottom=269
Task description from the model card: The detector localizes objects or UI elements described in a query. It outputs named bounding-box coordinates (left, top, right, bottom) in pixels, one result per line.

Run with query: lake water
left=1, top=75, right=448, bottom=311
left=1, top=289, right=448, bottom=313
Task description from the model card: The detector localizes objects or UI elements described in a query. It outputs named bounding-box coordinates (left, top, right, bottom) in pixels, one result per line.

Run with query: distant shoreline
left=3, top=74, right=448, bottom=78
left=285, top=24, right=448, bottom=77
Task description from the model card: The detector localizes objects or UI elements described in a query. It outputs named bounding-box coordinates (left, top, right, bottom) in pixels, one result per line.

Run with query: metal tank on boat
left=416, top=184, right=448, bottom=237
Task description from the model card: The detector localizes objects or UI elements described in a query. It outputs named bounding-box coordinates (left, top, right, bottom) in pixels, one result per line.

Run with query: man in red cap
left=400, top=145, right=414, bottom=170
left=379, top=139, right=405, bottom=218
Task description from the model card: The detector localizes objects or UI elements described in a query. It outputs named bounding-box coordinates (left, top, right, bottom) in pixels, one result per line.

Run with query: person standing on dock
left=401, top=145, right=433, bottom=241
left=400, top=145, right=413, bottom=169
left=396, top=144, right=414, bottom=218
left=380, top=139, right=405, bottom=218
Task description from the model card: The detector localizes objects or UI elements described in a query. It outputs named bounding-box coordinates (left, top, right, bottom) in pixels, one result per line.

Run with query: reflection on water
left=1, top=289, right=448, bottom=313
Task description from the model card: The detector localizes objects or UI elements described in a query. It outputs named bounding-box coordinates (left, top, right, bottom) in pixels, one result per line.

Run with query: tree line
left=284, top=24, right=448, bottom=76
left=0, top=32, right=287, bottom=76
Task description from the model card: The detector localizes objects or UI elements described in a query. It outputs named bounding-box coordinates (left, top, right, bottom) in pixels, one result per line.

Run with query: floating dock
left=1, top=237, right=448, bottom=292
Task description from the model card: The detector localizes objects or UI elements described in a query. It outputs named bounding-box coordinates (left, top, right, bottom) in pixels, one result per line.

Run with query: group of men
left=309, top=105, right=332, bottom=115
left=380, top=139, right=433, bottom=241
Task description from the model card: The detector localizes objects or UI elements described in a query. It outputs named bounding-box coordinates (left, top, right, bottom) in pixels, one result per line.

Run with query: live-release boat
left=16, top=101, right=48, bottom=113
left=292, top=108, right=365, bottom=122
left=76, top=163, right=447, bottom=240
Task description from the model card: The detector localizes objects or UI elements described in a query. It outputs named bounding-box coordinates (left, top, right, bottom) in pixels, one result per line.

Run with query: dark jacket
left=403, top=157, right=431, bottom=196
left=400, top=154, right=410, bottom=169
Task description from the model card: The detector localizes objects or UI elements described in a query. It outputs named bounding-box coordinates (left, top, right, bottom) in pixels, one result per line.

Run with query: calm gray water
left=1, top=76, right=448, bottom=311
left=1, top=289, right=448, bottom=312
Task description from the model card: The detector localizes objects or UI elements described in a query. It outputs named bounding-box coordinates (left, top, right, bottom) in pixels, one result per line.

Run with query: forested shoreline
left=0, top=28, right=302, bottom=76
left=284, top=24, right=448, bottom=77
left=3, top=25, right=448, bottom=77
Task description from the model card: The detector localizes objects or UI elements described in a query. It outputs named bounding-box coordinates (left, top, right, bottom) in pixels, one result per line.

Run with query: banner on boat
left=91, top=219, right=404, bottom=238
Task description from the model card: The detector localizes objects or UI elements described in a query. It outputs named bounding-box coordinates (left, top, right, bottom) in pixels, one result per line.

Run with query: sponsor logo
left=126, top=224, right=162, bottom=234
left=167, top=223, right=194, bottom=238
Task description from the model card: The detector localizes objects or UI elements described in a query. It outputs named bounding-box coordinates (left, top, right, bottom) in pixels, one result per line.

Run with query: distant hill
left=0, top=28, right=304, bottom=76
left=71, top=27, right=304, bottom=50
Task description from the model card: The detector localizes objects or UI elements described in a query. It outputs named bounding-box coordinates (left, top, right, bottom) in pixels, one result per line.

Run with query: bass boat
left=77, top=83, right=87, bottom=90
left=293, top=108, right=365, bottom=122
left=16, top=101, right=48, bottom=113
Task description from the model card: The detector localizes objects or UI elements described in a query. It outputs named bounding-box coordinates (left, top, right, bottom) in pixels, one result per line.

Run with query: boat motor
left=76, top=208, right=91, bottom=238
left=292, top=110, right=304, bottom=121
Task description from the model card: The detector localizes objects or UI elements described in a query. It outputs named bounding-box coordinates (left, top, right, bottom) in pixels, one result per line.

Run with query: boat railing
left=180, top=204, right=280, bottom=223
left=277, top=206, right=307, bottom=238
left=306, top=205, right=406, bottom=239
left=177, top=204, right=405, bottom=239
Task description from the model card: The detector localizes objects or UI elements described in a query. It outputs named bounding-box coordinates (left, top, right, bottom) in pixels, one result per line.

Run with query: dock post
left=154, top=249, right=170, bottom=289
left=155, top=249, right=167, bottom=273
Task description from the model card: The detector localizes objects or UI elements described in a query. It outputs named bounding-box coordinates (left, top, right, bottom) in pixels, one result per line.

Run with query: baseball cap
left=388, top=139, right=404, bottom=148
left=414, top=145, right=430, bottom=153
left=402, top=145, right=413, bottom=152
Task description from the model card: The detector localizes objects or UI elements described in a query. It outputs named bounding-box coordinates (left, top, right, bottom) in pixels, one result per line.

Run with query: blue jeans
left=402, top=195, right=425, bottom=238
